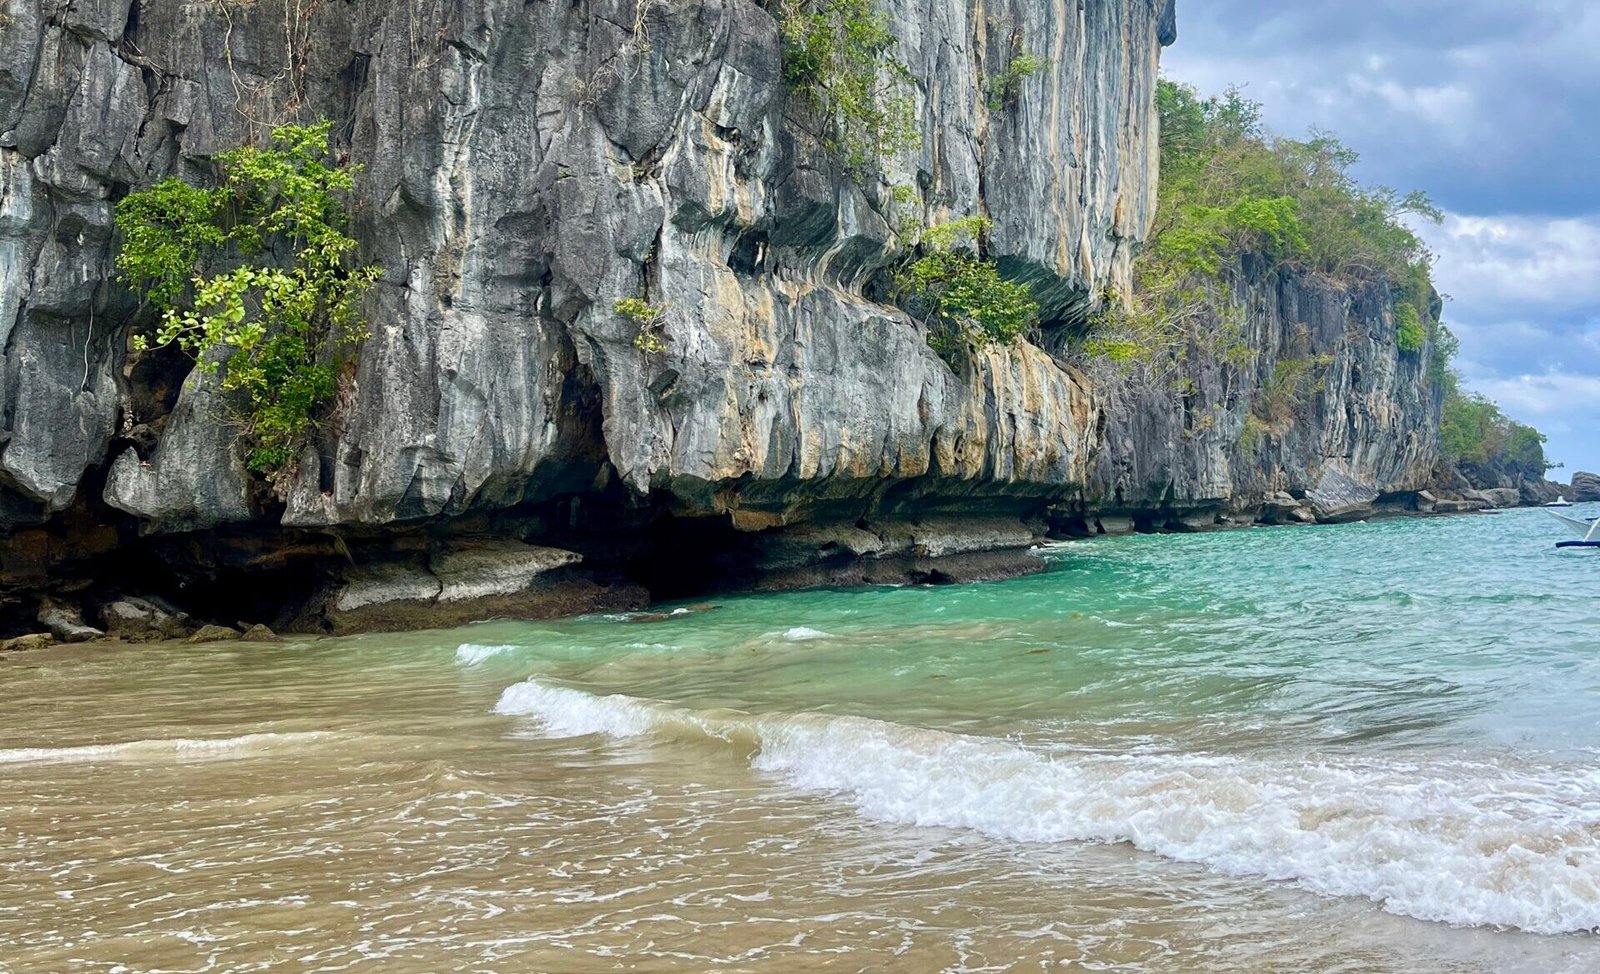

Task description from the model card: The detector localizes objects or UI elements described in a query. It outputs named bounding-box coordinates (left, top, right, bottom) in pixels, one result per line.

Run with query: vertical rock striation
left=4, top=0, right=1165, bottom=519
left=1077, top=257, right=1441, bottom=530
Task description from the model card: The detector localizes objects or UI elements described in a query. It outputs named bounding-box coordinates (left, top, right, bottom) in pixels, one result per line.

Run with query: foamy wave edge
left=0, top=732, right=336, bottom=766
left=495, top=678, right=1600, bottom=935
left=455, top=643, right=520, bottom=664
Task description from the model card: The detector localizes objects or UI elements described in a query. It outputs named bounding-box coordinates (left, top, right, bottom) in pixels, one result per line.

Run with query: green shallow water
left=4, top=507, right=1600, bottom=972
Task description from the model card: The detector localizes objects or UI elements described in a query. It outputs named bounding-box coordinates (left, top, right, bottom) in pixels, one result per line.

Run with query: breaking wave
left=455, top=643, right=521, bottom=665
left=495, top=678, right=1600, bottom=934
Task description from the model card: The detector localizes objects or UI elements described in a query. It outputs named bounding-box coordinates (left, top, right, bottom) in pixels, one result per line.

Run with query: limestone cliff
left=0, top=0, right=1439, bottom=639
left=1071, top=256, right=1442, bottom=531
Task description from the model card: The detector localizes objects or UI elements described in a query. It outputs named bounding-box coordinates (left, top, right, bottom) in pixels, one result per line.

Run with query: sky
left=1161, top=0, right=1600, bottom=475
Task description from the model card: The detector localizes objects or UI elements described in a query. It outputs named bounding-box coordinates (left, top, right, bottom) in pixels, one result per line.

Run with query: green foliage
left=1259, top=354, right=1333, bottom=425
left=777, top=0, right=917, bottom=172
left=1081, top=79, right=1446, bottom=393
left=1394, top=303, right=1425, bottom=354
left=1081, top=336, right=1146, bottom=363
left=113, top=180, right=227, bottom=309
left=986, top=48, right=1045, bottom=110
left=614, top=297, right=668, bottom=353
left=1428, top=320, right=1460, bottom=383
left=894, top=217, right=1038, bottom=367
left=1440, top=392, right=1552, bottom=477
left=920, top=215, right=988, bottom=250
left=116, top=120, right=376, bottom=477
left=1237, top=413, right=1267, bottom=453
left=1150, top=80, right=1440, bottom=283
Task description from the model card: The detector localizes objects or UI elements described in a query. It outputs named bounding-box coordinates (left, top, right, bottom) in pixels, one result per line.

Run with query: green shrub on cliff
left=615, top=297, right=668, bottom=353
left=1151, top=81, right=1441, bottom=282
left=895, top=217, right=1039, bottom=367
left=777, top=0, right=917, bottom=171
left=985, top=44, right=1046, bottom=111
left=1395, top=304, right=1426, bottom=354
left=116, top=121, right=376, bottom=477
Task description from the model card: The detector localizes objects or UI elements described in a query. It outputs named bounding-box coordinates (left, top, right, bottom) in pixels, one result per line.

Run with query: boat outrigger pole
left=1549, top=509, right=1600, bottom=548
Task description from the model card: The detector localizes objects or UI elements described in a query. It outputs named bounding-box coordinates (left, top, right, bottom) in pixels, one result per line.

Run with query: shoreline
left=3, top=498, right=1569, bottom=655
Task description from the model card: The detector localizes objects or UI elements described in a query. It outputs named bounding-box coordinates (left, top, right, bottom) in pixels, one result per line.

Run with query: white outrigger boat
left=1547, top=496, right=1574, bottom=507
left=1547, top=508, right=1600, bottom=549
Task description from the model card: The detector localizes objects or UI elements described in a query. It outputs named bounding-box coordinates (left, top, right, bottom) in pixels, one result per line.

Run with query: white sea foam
left=495, top=681, right=657, bottom=738
left=494, top=677, right=1600, bottom=934
left=782, top=627, right=830, bottom=641
left=455, top=643, right=520, bottom=665
left=0, top=732, right=335, bottom=766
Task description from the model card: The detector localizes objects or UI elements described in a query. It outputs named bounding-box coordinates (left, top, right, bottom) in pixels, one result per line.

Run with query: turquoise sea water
left=4, top=506, right=1600, bottom=971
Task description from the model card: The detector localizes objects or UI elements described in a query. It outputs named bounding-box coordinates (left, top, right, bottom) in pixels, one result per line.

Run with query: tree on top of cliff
left=1151, top=80, right=1442, bottom=287
left=1440, top=392, right=1555, bottom=480
left=1083, top=81, right=1450, bottom=379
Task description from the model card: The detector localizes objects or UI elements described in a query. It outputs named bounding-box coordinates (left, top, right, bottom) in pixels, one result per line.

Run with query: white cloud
left=1470, top=372, right=1600, bottom=418
left=1346, top=77, right=1475, bottom=136
left=1418, top=212, right=1600, bottom=317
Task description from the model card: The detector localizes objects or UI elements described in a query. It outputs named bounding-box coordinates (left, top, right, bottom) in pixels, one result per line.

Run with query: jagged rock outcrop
left=1066, top=257, right=1441, bottom=529
left=0, top=0, right=1444, bottom=635
left=1572, top=472, right=1600, bottom=503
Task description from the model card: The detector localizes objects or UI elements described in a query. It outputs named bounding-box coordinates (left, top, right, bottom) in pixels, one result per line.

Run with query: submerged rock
left=187, top=624, right=242, bottom=643
left=2, top=632, right=54, bottom=652
left=238, top=624, right=281, bottom=643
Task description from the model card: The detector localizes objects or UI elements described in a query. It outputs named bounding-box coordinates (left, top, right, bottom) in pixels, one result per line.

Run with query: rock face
left=1479, top=487, right=1522, bottom=509
left=5, top=0, right=1158, bottom=528
left=1450, top=451, right=1566, bottom=507
left=0, top=0, right=1443, bottom=634
left=1572, top=472, right=1600, bottom=503
left=1070, top=258, right=1441, bottom=529
left=97, top=596, right=191, bottom=641
left=320, top=540, right=634, bottom=633
left=37, top=599, right=104, bottom=643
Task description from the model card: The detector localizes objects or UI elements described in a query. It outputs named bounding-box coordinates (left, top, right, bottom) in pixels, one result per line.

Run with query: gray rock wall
left=1, top=0, right=1165, bottom=542
left=1078, top=257, right=1442, bottom=526
left=0, top=0, right=1443, bottom=632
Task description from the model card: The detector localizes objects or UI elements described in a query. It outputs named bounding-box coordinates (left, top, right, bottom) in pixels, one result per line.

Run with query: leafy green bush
left=1237, top=413, right=1267, bottom=453
left=986, top=49, right=1045, bottom=110
left=777, top=0, right=917, bottom=171
left=116, top=120, right=376, bottom=477
left=614, top=297, right=668, bottom=353
left=894, top=217, right=1038, bottom=367
left=1394, top=304, right=1425, bottom=353
left=1150, top=81, right=1441, bottom=283
left=1427, top=320, right=1460, bottom=382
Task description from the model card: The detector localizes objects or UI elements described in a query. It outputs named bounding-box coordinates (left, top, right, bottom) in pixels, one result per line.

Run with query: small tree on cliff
left=115, top=121, right=377, bottom=479
left=776, top=0, right=918, bottom=172
left=894, top=217, right=1039, bottom=368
